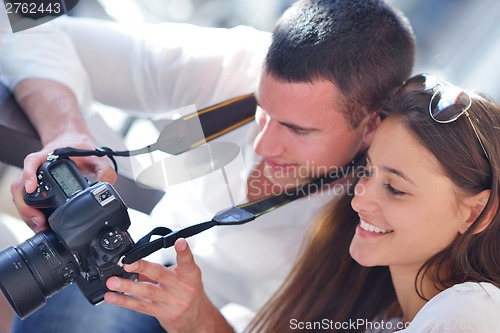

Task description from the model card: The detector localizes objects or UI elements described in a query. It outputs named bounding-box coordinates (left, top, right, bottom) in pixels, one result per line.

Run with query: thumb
left=95, top=163, right=117, bottom=184
left=174, top=238, right=197, bottom=273
left=85, top=156, right=116, bottom=184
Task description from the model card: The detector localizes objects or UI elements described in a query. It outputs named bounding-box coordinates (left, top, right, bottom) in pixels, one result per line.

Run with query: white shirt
left=365, top=282, right=500, bottom=333
left=0, top=16, right=340, bottom=330
left=398, top=282, right=500, bottom=332
left=1, top=15, right=270, bottom=113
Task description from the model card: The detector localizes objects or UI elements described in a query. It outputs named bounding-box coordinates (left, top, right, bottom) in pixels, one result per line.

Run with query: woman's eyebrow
left=366, top=153, right=416, bottom=186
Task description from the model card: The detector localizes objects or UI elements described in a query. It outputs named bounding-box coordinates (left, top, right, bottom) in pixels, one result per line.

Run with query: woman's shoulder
left=437, top=281, right=497, bottom=295
left=434, top=281, right=500, bottom=306
left=404, top=282, right=500, bottom=332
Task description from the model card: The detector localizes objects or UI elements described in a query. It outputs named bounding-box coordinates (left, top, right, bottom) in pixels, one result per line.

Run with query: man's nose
left=253, top=119, right=285, bottom=158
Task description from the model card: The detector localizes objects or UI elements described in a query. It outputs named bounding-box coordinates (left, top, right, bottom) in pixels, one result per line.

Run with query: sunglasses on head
left=401, top=73, right=489, bottom=160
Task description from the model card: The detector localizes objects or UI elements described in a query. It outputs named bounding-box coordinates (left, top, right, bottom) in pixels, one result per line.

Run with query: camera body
left=0, top=158, right=136, bottom=319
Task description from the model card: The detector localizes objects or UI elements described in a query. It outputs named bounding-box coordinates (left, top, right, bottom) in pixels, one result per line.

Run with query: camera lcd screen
left=50, top=163, right=84, bottom=198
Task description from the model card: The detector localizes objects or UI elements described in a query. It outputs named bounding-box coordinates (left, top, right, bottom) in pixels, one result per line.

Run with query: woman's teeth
left=360, top=220, right=394, bottom=234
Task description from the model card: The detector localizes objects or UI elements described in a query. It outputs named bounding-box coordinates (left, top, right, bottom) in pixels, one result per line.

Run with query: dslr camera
left=0, top=157, right=136, bottom=319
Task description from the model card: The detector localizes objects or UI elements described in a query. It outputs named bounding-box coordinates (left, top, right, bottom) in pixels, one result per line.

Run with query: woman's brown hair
left=248, top=190, right=398, bottom=333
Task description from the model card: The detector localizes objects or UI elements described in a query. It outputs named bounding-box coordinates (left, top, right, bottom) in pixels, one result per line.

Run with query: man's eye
left=291, top=128, right=309, bottom=136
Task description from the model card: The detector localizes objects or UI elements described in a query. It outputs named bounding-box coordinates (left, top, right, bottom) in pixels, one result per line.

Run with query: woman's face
left=350, top=119, right=468, bottom=270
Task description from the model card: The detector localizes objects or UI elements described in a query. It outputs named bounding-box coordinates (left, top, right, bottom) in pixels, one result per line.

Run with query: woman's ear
left=460, top=190, right=498, bottom=234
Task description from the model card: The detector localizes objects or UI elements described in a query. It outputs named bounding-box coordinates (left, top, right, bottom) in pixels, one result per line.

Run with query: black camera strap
left=121, top=156, right=364, bottom=264
left=49, top=94, right=258, bottom=170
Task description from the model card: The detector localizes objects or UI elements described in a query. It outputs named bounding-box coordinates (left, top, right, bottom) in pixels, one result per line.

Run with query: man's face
left=254, top=72, right=374, bottom=189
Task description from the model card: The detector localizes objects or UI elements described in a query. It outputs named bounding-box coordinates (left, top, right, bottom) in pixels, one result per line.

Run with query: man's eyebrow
left=279, top=121, right=319, bottom=132
left=255, top=101, right=319, bottom=132
left=366, top=154, right=416, bottom=186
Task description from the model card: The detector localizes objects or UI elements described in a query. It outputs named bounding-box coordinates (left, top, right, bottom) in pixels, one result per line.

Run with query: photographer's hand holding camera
left=105, top=238, right=233, bottom=333
left=10, top=79, right=116, bottom=232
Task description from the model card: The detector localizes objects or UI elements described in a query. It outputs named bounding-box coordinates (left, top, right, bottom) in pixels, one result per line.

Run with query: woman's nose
left=351, top=177, right=378, bottom=213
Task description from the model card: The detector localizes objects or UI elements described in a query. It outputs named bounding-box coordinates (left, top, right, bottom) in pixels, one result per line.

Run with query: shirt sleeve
left=397, top=283, right=500, bottom=332
left=1, top=15, right=271, bottom=114
left=0, top=16, right=93, bottom=109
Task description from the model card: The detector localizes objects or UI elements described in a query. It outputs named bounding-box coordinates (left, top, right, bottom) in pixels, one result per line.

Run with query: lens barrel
left=0, top=231, right=79, bottom=318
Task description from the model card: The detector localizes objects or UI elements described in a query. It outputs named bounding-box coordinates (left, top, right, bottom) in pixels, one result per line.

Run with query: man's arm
left=15, top=79, right=94, bottom=149
left=10, top=79, right=115, bottom=231
left=53, top=16, right=270, bottom=112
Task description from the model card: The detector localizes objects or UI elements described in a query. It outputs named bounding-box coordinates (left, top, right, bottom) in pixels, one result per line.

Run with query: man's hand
left=11, top=135, right=116, bottom=232
left=10, top=79, right=116, bottom=231
left=104, top=239, right=234, bottom=333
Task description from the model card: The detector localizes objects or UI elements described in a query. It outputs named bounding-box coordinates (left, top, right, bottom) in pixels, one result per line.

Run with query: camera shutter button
left=27, top=187, right=41, bottom=198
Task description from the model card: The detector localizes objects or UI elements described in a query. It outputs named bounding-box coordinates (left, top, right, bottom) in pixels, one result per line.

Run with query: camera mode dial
left=100, top=230, right=124, bottom=252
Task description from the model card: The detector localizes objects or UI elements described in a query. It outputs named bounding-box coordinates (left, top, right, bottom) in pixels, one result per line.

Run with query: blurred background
left=71, top=0, right=500, bottom=100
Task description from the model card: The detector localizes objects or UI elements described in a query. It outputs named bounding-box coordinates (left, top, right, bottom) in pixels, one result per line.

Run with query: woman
left=349, top=74, right=500, bottom=331
left=249, top=74, right=500, bottom=332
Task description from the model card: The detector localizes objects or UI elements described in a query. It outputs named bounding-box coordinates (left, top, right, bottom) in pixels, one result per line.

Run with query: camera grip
left=24, top=158, right=89, bottom=216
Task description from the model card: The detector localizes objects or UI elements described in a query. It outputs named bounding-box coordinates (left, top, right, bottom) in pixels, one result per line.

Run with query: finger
left=104, top=291, right=159, bottom=318
left=95, top=162, right=117, bottom=184
left=174, top=238, right=197, bottom=273
left=104, top=277, right=194, bottom=324
left=22, top=151, right=48, bottom=193
left=73, top=155, right=117, bottom=184
left=106, top=276, right=161, bottom=302
left=10, top=173, right=48, bottom=231
left=122, top=260, right=172, bottom=284
left=137, top=274, right=158, bottom=284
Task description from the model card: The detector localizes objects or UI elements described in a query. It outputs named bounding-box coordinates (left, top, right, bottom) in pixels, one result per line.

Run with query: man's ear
left=459, top=190, right=498, bottom=234
left=360, top=112, right=381, bottom=149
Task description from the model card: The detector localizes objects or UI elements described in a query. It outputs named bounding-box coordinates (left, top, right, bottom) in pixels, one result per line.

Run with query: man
left=1, top=0, right=415, bottom=331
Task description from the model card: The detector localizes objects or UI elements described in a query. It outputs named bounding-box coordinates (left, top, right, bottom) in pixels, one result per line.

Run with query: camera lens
left=0, top=231, right=79, bottom=319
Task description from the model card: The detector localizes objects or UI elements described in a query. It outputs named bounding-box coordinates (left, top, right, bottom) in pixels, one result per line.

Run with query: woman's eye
left=384, top=183, right=406, bottom=197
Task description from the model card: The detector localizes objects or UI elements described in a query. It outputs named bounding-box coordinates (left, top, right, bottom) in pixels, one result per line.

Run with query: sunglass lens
left=403, top=74, right=439, bottom=92
left=403, top=75, right=426, bottom=92
left=430, top=89, right=471, bottom=122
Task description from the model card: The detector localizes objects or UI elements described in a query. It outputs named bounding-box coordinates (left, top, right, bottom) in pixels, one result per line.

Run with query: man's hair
left=265, top=0, right=415, bottom=128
